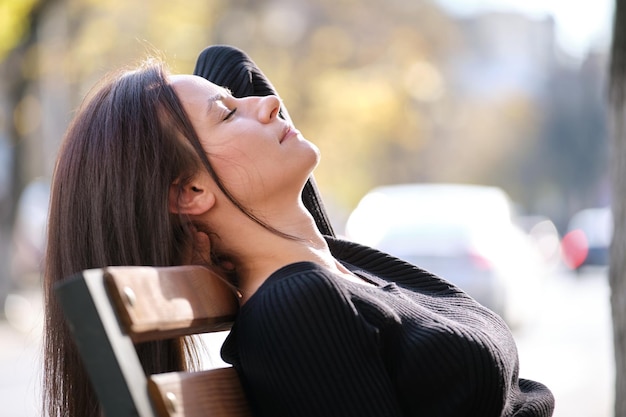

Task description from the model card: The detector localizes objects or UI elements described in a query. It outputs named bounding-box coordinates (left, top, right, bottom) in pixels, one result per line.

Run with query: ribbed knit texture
left=193, top=45, right=335, bottom=237
left=222, top=237, right=555, bottom=416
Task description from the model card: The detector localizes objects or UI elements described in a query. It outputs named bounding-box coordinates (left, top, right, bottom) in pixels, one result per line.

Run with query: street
left=0, top=267, right=614, bottom=416
left=0, top=289, right=42, bottom=417
left=513, top=267, right=614, bottom=417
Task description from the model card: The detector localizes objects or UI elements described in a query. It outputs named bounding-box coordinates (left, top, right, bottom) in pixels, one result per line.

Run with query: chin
left=308, top=142, right=321, bottom=166
left=306, top=149, right=321, bottom=173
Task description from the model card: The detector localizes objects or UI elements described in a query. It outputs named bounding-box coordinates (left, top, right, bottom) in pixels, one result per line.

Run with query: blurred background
left=0, top=0, right=615, bottom=416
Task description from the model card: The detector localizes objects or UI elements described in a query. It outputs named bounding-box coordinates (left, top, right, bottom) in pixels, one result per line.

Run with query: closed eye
left=223, top=107, right=237, bottom=121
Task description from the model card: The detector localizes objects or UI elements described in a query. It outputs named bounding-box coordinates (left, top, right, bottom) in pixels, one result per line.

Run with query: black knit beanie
left=193, top=45, right=335, bottom=237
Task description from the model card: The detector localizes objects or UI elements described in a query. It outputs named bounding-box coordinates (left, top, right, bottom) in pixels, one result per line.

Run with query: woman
left=43, top=47, right=555, bottom=417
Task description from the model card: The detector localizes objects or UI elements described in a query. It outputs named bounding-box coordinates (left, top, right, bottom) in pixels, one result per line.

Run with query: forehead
left=169, top=74, right=225, bottom=104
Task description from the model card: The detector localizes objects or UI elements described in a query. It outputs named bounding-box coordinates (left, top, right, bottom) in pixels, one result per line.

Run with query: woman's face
left=169, top=74, right=320, bottom=208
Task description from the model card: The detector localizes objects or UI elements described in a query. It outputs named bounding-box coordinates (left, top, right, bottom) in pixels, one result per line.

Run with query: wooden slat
left=55, top=270, right=157, bottom=417
left=148, top=367, right=253, bottom=417
left=104, top=266, right=239, bottom=342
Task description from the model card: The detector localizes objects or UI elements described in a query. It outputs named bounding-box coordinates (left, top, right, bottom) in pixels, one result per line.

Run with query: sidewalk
left=0, top=270, right=614, bottom=417
left=0, top=287, right=227, bottom=417
left=0, top=289, right=43, bottom=417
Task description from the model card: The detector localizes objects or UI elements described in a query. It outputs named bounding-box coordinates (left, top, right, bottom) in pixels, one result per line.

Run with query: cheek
left=208, top=150, right=264, bottom=197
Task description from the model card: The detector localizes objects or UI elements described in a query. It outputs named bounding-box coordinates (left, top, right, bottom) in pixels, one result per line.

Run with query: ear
left=169, top=177, right=216, bottom=216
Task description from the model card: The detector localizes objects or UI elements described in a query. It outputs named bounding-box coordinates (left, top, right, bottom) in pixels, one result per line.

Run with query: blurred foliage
left=0, top=0, right=39, bottom=60
left=0, top=0, right=610, bottom=232
left=57, top=0, right=226, bottom=96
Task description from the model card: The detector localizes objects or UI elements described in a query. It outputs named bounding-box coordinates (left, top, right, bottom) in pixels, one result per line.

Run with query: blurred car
left=515, top=215, right=563, bottom=270
left=561, top=207, right=612, bottom=271
left=344, top=183, right=547, bottom=327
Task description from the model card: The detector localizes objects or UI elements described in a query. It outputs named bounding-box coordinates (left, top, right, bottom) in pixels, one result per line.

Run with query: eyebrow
left=206, top=87, right=233, bottom=114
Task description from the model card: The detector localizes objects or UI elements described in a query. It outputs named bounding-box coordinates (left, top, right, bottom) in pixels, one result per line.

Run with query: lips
left=280, top=125, right=299, bottom=143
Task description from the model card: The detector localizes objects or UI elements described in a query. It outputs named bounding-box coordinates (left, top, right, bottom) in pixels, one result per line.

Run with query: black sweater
left=222, top=237, right=555, bottom=416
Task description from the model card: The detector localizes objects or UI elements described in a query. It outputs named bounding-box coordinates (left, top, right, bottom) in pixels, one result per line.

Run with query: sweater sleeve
left=234, top=268, right=404, bottom=417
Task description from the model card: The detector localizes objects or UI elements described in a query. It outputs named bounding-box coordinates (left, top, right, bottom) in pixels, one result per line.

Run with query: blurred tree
left=0, top=0, right=227, bottom=297
left=0, top=0, right=609, bottom=250
left=0, top=0, right=61, bottom=304
left=534, top=52, right=609, bottom=229
left=0, top=0, right=40, bottom=60
left=609, top=0, right=626, bottom=414
left=0, top=0, right=59, bottom=221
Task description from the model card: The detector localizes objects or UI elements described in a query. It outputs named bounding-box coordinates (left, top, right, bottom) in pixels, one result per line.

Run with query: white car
left=345, top=183, right=546, bottom=327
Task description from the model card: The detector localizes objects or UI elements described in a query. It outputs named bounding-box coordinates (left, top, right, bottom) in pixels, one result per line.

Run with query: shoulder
left=228, top=267, right=404, bottom=417
left=325, top=235, right=426, bottom=278
left=326, top=236, right=462, bottom=295
left=231, top=261, right=381, bottom=364
left=238, top=261, right=356, bottom=324
left=251, top=261, right=347, bottom=298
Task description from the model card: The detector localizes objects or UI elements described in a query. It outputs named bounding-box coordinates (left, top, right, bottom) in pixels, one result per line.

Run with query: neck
left=212, top=201, right=343, bottom=303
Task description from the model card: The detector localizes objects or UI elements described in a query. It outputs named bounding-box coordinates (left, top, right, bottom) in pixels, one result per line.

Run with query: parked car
left=561, top=207, right=612, bottom=270
left=344, top=183, right=547, bottom=327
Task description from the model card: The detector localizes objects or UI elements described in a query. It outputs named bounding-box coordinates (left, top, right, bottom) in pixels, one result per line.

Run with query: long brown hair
left=43, top=60, right=209, bottom=417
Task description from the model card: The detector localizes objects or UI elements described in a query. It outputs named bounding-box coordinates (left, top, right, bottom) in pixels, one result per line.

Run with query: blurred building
left=453, top=12, right=558, bottom=97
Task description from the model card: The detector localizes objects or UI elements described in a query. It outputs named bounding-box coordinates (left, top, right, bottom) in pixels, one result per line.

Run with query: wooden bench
left=55, top=265, right=252, bottom=417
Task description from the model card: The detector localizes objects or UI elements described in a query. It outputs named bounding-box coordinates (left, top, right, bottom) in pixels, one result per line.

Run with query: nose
left=256, top=95, right=281, bottom=124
